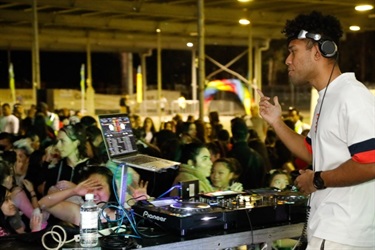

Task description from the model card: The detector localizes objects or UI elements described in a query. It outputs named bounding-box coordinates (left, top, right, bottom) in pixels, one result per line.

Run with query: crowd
left=0, top=100, right=310, bottom=237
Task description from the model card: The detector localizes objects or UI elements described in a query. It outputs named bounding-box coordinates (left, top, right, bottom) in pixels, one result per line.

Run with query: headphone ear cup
left=319, top=40, right=337, bottom=58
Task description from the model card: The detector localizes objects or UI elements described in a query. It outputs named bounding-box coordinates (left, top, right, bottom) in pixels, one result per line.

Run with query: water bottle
left=80, top=193, right=99, bottom=247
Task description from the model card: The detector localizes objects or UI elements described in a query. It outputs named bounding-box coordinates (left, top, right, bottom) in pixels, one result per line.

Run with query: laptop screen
left=98, top=114, right=138, bottom=158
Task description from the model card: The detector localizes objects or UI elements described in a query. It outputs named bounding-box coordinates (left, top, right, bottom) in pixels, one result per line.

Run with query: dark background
left=0, top=31, right=374, bottom=95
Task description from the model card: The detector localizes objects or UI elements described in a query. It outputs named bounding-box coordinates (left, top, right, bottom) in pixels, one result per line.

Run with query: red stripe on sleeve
left=304, top=138, right=312, bottom=154
left=352, top=150, right=375, bottom=164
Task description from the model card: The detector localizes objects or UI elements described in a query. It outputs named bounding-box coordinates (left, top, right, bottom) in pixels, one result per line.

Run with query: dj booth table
left=138, top=223, right=304, bottom=250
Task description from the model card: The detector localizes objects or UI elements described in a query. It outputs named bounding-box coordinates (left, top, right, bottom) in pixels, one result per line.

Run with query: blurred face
left=188, top=123, right=197, bottom=138
left=14, top=149, right=29, bottom=176
left=288, top=110, right=300, bottom=123
left=1, top=191, right=17, bottom=216
left=30, top=135, right=40, bottom=150
left=144, top=118, right=153, bottom=130
left=88, top=173, right=111, bottom=204
left=205, top=123, right=212, bottom=136
left=56, top=131, right=79, bottom=158
left=193, top=147, right=212, bottom=177
left=210, top=162, right=233, bottom=189
left=270, top=174, right=290, bottom=190
left=2, top=105, right=11, bottom=116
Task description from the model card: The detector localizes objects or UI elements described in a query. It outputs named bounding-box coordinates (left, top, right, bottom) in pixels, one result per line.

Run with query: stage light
left=355, top=4, right=373, bottom=11
left=349, top=25, right=361, bottom=31
left=239, top=18, right=250, bottom=25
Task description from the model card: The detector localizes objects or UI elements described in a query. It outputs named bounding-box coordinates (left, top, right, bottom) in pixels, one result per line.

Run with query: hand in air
left=129, top=180, right=149, bottom=200
left=294, top=169, right=316, bottom=195
left=257, top=89, right=283, bottom=126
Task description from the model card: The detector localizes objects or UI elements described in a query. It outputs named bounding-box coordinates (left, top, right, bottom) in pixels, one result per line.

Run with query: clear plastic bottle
left=80, top=193, right=99, bottom=247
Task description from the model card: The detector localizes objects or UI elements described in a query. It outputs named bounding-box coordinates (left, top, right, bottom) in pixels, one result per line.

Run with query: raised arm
left=257, top=89, right=312, bottom=163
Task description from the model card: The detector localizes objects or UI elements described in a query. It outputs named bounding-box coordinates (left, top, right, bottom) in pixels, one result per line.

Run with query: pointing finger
left=256, top=89, right=264, bottom=97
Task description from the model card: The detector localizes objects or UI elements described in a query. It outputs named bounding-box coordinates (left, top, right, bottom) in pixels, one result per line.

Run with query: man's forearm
left=322, top=160, right=375, bottom=187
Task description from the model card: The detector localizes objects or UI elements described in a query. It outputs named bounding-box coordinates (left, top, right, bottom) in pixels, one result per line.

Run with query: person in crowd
left=12, top=103, right=25, bottom=121
left=248, top=128, right=272, bottom=173
left=217, top=129, right=232, bottom=156
left=142, top=117, right=156, bottom=143
left=210, top=158, right=243, bottom=192
left=0, top=132, right=14, bottom=152
left=13, top=139, right=34, bottom=187
left=0, top=103, right=19, bottom=135
left=206, top=141, right=223, bottom=164
left=194, top=119, right=207, bottom=143
left=258, top=11, right=375, bottom=249
left=267, top=169, right=292, bottom=191
left=171, top=142, right=214, bottom=196
left=31, top=113, right=56, bottom=150
left=208, top=111, right=223, bottom=141
left=177, top=121, right=198, bottom=143
left=80, top=115, right=97, bottom=128
left=250, top=104, right=268, bottom=142
left=85, top=125, right=107, bottom=164
left=39, top=123, right=90, bottom=196
left=204, top=122, right=213, bottom=143
left=287, top=107, right=311, bottom=134
left=37, top=102, right=60, bottom=135
left=0, top=151, right=44, bottom=232
left=38, top=166, right=148, bottom=227
left=228, top=117, right=266, bottom=190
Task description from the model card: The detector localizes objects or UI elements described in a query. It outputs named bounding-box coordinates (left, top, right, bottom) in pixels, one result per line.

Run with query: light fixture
left=186, top=42, right=194, bottom=47
left=355, top=4, right=374, bottom=11
left=239, top=18, right=250, bottom=25
left=349, top=25, right=361, bottom=31
left=237, top=0, right=252, bottom=2
left=156, top=28, right=161, bottom=33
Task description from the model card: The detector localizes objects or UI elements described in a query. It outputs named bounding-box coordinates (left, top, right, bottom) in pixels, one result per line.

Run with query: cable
left=156, top=184, right=181, bottom=199
left=41, top=225, right=76, bottom=250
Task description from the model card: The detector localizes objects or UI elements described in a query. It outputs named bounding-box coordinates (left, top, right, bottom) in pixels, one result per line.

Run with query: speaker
left=298, top=29, right=337, bottom=58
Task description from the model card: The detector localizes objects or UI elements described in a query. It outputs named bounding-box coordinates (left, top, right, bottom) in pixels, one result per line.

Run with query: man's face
left=2, top=105, right=11, bottom=116
left=285, top=39, right=317, bottom=86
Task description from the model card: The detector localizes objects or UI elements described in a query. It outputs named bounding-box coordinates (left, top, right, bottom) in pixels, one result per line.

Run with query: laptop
left=98, top=113, right=180, bottom=173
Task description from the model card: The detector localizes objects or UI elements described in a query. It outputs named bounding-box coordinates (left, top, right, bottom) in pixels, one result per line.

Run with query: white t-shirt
left=0, top=114, right=19, bottom=134
left=306, top=73, right=375, bottom=247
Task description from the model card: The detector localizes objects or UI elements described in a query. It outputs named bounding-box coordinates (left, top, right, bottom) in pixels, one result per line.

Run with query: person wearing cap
left=227, top=117, right=266, bottom=190
left=258, top=11, right=375, bottom=249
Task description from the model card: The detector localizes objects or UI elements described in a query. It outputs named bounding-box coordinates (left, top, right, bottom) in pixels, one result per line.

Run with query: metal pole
left=191, top=49, right=197, bottom=101
left=157, top=30, right=162, bottom=122
left=197, top=0, right=205, bottom=121
left=247, top=23, right=253, bottom=106
left=32, top=0, right=40, bottom=104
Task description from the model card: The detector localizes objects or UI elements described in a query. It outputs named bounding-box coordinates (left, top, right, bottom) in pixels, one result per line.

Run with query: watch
left=313, top=171, right=326, bottom=190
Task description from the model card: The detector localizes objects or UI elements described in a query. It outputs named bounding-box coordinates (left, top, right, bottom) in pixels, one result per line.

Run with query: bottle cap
left=85, top=193, right=94, bottom=200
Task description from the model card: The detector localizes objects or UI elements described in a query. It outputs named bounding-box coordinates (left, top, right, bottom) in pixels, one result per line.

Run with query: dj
left=258, top=11, right=375, bottom=250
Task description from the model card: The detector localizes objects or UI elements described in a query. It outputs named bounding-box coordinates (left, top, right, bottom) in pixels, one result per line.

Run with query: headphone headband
left=297, top=29, right=337, bottom=58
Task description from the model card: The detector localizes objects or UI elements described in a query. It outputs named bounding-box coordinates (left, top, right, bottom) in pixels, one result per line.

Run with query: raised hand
left=257, top=89, right=283, bottom=126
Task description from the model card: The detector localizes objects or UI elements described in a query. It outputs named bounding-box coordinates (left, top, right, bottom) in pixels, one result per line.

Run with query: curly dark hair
left=282, top=11, right=343, bottom=46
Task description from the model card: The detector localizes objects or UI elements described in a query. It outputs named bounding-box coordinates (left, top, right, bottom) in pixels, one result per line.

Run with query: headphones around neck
left=298, top=29, right=338, bottom=58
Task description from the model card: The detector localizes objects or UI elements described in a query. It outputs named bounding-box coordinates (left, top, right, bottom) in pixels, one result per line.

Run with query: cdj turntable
left=132, top=199, right=227, bottom=236
left=133, top=189, right=307, bottom=236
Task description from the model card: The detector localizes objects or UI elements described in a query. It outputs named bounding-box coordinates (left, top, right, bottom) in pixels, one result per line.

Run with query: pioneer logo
left=143, top=211, right=167, bottom=222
